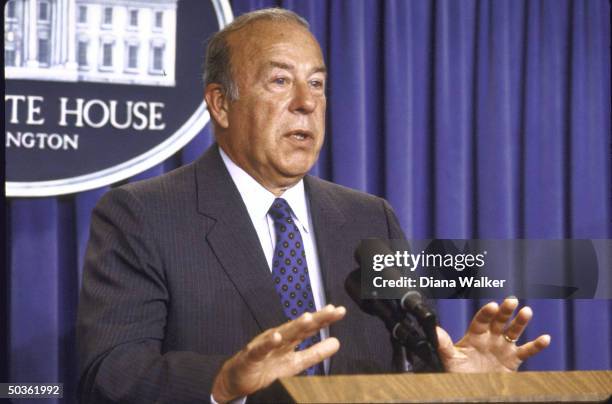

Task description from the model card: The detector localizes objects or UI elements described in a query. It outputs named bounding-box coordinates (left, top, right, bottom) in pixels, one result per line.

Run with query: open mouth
left=285, top=129, right=314, bottom=141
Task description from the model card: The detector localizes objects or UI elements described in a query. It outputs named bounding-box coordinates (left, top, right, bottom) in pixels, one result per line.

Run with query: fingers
left=504, top=306, right=532, bottom=341
left=244, top=305, right=346, bottom=362
left=435, top=326, right=456, bottom=361
left=246, top=330, right=282, bottom=361
left=467, top=302, right=499, bottom=335
left=490, top=298, right=519, bottom=335
left=276, top=305, right=346, bottom=346
left=517, top=334, right=551, bottom=360
left=470, top=298, right=531, bottom=338
left=294, top=337, right=341, bottom=370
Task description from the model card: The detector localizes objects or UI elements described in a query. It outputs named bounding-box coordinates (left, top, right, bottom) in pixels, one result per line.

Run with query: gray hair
left=203, top=8, right=310, bottom=101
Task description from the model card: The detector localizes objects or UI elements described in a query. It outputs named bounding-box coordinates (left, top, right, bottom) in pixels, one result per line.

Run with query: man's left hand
left=436, top=298, right=551, bottom=372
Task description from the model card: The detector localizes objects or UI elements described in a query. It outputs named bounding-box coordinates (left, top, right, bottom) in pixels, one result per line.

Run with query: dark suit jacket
left=77, top=145, right=406, bottom=403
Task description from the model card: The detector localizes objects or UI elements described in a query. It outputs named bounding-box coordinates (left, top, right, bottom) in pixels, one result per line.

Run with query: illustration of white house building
left=4, top=0, right=177, bottom=86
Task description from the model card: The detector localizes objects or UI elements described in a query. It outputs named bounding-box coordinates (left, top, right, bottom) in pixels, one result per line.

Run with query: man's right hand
left=211, top=304, right=346, bottom=403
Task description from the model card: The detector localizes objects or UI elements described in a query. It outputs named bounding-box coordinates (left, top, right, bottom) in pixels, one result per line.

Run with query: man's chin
left=280, top=161, right=316, bottom=179
left=284, top=150, right=320, bottom=170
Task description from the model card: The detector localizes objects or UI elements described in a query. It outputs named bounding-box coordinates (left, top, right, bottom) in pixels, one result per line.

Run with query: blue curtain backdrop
left=5, top=0, right=611, bottom=402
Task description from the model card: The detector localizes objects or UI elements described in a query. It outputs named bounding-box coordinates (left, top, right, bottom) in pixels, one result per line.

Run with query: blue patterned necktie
left=268, top=198, right=322, bottom=375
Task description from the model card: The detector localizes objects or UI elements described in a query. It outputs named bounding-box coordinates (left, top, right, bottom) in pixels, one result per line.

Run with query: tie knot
left=268, top=198, right=293, bottom=222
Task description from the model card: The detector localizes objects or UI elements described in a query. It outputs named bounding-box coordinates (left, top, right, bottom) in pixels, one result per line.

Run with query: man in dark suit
left=77, top=8, right=550, bottom=403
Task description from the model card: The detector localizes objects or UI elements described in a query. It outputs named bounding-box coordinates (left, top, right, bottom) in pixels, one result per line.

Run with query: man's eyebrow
left=268, top=61, right=294, bottom=71
left=311, top=66, right=327, bottom=75
left=267, top=61, right=327, bottom=75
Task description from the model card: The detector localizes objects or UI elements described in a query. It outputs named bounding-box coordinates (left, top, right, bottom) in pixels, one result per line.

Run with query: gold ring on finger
left=503, top=334, right=518, bottom=343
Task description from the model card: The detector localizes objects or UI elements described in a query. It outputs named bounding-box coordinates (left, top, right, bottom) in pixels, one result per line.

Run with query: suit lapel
left=305, top=176, right=347, bottom=305
left=194, top=146, right=287, bottom=332
left=305, top=176, right=351, bottom=373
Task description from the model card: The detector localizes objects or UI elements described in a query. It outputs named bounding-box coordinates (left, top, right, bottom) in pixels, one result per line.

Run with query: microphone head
left=400, top=290, right=423, bottom=312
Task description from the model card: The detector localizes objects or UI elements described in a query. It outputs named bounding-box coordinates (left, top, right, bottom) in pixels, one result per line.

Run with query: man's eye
left=273, top=77, right=288, bottom=85
left=310, top=80, right=324, bottom=89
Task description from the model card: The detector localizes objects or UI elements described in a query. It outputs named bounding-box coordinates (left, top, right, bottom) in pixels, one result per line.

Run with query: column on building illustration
left=65, top=0, right=79, bottom=70
left=25, top=0, right=39, bottom=67
left=52, top=0, right=60, bottom=65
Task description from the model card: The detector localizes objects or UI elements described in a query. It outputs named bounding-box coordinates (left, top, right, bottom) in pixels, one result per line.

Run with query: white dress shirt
left=219, top=147, right=330, bottom=367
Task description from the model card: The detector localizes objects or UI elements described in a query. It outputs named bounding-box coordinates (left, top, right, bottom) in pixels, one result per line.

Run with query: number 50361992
left=1, top=383, right=63, bottom=398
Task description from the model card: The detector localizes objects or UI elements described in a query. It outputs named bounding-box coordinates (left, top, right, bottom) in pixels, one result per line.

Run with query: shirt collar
left=219, top=147, right=311, bottom=234
left=281, top=177, right=311, bottom=234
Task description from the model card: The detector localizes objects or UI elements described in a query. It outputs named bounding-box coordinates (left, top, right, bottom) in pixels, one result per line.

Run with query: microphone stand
left=389, top=301, right=444, bottom=373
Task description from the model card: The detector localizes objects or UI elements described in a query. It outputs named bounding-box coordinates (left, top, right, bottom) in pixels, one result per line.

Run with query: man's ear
left=204, top=83, right=230, bottom=129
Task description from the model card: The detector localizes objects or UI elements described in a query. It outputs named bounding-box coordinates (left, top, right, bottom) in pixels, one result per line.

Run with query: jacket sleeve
left=77, top=187, right=227, bottom=403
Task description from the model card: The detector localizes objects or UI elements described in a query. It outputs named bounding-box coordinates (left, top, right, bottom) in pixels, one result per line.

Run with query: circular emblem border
left=6, top=0, right=234, bottom=197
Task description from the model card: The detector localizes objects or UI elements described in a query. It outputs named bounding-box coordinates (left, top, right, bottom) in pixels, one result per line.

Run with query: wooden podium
left=270, top=370, right=612, bottom=403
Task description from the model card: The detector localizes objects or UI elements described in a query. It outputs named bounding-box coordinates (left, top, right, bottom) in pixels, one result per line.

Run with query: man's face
left=219, top=21, right=327, bottom=192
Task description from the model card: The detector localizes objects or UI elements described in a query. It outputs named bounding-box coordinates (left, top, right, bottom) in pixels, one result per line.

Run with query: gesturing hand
left=211, top=304, right=346, bottom=403
left=436, top=298, right=551, bottom=373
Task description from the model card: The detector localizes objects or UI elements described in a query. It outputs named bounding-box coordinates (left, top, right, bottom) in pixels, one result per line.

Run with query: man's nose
left=289, top=81, right=317, bottom=114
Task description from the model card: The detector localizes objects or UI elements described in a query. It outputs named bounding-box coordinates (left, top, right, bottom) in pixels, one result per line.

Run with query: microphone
left=345, top=269, right=444, bottom=372
left=354, top=240, right=437, bottom=327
